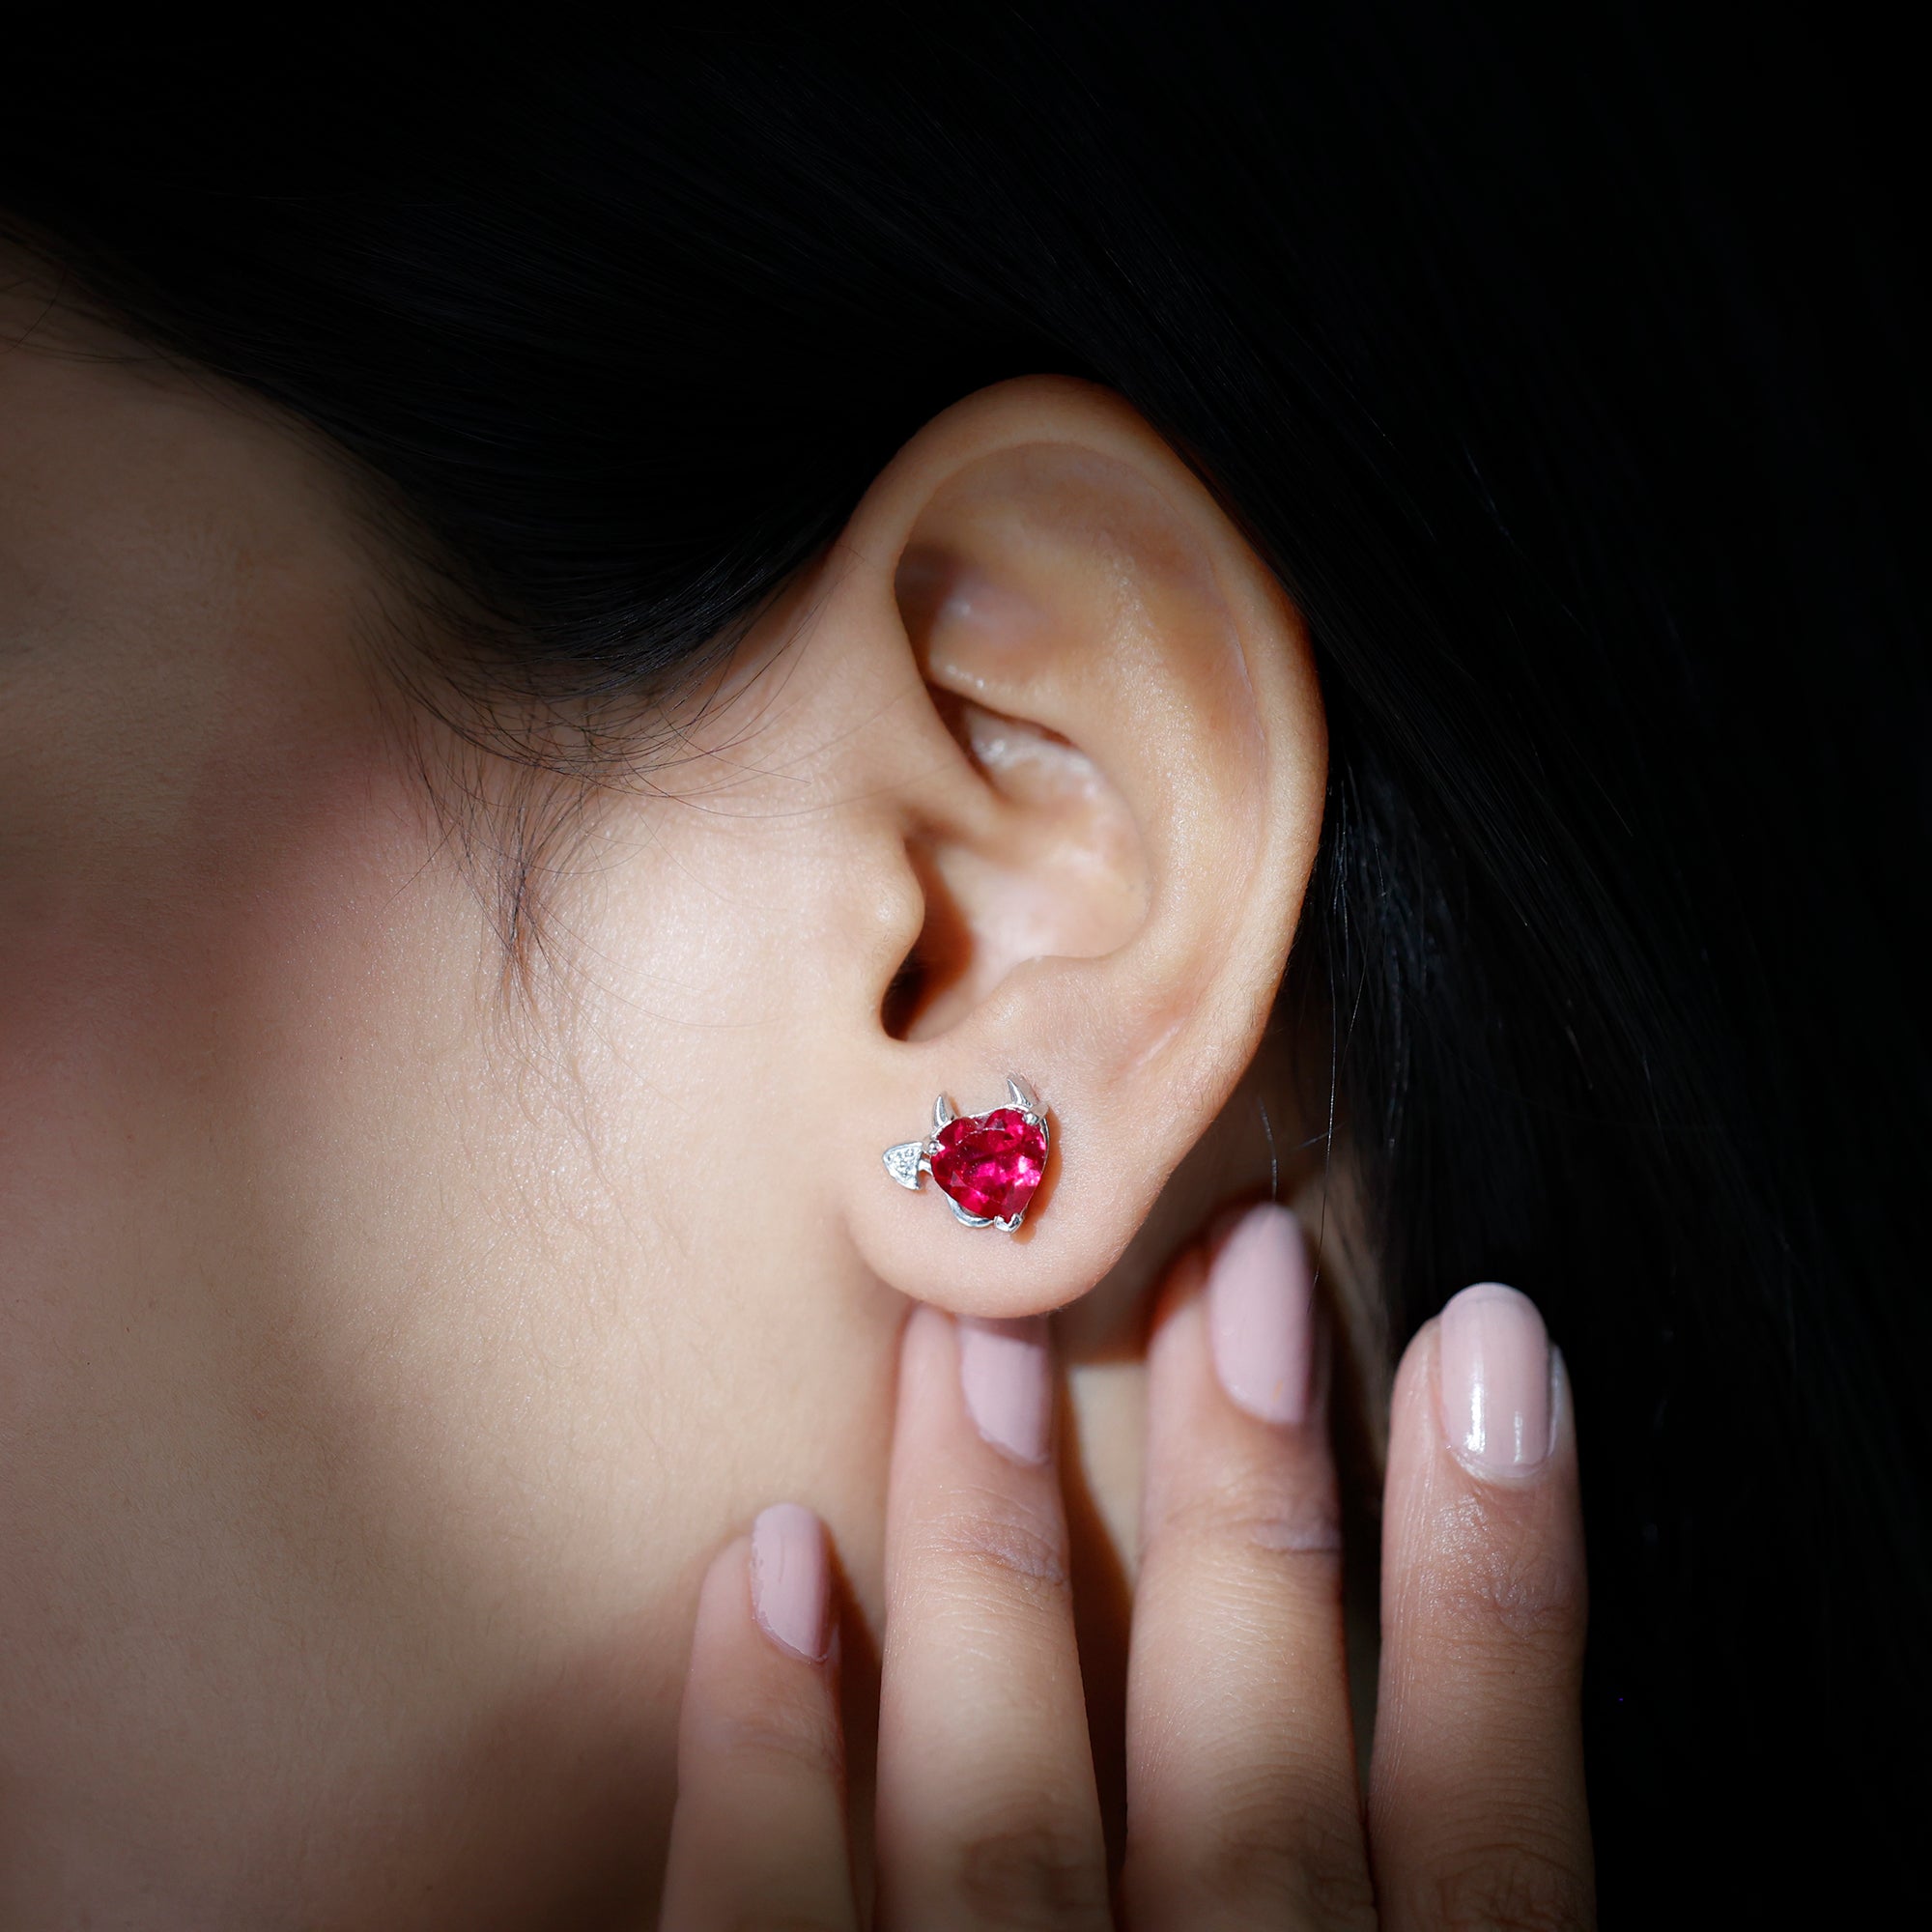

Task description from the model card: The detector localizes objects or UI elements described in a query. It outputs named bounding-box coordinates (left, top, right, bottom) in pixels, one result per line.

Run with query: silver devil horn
left=1007, top=1074, right=1040, bottom=1114
left=933, top=1093, right=958, bottom=1130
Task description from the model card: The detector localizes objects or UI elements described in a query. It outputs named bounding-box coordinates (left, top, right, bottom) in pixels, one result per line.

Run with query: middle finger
left=874, top=1303, right=1110, bottom=1929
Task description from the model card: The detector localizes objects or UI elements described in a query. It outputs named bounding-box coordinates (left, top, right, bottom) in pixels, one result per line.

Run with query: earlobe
left=826, top=379, right=1325, bottom=1318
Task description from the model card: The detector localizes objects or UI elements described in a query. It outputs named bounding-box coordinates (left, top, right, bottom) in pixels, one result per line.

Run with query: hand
left=660, top=1204, right=1593, bottom=1928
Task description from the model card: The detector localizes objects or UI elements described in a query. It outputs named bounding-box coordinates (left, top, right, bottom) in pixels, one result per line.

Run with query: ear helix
left=882, top=1075, right=1049, bottom=1234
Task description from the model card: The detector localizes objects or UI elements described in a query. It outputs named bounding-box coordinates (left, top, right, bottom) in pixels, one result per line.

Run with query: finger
left=1122, top=1204, right=1377, bottom=1932
left=660, top=1504, right=857, bottom=1932
left=873, top=1303, right=1110, bottom=1930
left=1368, top=1284, right=1595, bottom=1932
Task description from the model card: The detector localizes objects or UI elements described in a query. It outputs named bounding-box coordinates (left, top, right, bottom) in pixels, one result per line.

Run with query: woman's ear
left=753, top=377, right=1325, bottom=1318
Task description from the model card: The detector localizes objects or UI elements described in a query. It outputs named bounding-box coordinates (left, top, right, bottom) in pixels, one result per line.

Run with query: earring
left=883, top=1075, right=1049, bottom=1233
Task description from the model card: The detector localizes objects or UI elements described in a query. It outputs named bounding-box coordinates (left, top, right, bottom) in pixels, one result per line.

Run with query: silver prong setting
left=885, top=1078, right=1047, bottom=1236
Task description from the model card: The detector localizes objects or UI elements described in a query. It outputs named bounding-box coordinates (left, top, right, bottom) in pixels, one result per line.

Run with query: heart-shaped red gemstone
left=929, top=1107, right=1047, bottom=1223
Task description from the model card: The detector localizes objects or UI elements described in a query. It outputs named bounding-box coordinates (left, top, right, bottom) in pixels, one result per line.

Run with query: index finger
left=660, top=1508, right=857, bottom=1931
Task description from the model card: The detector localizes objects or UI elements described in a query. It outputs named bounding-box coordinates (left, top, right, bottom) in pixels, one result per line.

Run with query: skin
left=664, top=1257, right=1589, bottom=1931
left=0, top=276, right=1590, bottom=1926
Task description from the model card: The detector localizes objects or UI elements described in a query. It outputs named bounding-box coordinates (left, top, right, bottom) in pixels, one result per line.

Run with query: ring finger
left=1122, top=1204, right=1376, bottom=1929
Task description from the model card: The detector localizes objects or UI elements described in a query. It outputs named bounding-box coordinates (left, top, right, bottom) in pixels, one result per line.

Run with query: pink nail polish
left=1207, top=1203, right=1316, bottom=1424
left=957, top=1315, right=1052, bottom=1464
left=750, top=1503, right=832, bottom=1662
left=1437, top=1283, right=1555, bottom=1476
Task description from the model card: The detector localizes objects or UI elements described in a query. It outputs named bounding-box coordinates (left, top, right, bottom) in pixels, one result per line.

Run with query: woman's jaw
left=0, top=306, right=1344, bottom=1915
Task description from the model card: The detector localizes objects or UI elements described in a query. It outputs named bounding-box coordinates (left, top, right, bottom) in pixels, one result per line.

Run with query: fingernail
left=1207, top=1203, right=1316, bottom=1424
left=1437, top=1283, right=1555, bottom=1476
left=750, top=1503, right=832, bottom=1662
left=958, top=1315, right=1053, bottom=1465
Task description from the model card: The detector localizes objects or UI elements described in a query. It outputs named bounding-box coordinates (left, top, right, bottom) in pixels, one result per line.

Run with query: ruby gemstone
left=929, top=1108, right=1047, bottom=1222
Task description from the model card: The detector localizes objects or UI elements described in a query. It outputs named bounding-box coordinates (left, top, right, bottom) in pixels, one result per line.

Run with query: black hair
left=6, top=10, right=1923, bottom=1918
